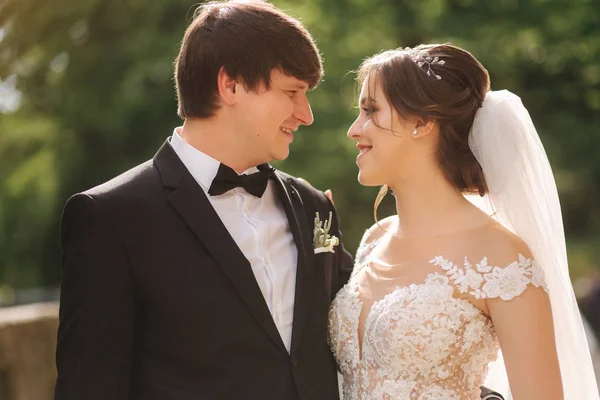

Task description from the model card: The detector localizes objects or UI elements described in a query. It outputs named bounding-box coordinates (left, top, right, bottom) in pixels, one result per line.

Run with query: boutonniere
left=313, top=211, right=339, bottom=254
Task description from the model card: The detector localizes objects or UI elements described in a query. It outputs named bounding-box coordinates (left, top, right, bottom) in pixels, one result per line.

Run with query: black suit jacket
left=54, top=140, right=354, bottom=400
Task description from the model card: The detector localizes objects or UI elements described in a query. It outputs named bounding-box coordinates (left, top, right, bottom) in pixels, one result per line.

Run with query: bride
left=328, top=44, right=599, bottom=399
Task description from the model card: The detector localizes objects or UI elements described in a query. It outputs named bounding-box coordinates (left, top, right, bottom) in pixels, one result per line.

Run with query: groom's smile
left=279, top=126, right=296, bottom=141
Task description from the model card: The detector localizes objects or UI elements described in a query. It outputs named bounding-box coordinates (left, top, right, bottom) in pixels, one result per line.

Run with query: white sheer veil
left=467, top=90, right=599, bottom=399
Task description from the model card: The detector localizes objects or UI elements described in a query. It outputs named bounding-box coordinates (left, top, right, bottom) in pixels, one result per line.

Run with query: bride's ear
left=412, top=118, right=438, bottom=138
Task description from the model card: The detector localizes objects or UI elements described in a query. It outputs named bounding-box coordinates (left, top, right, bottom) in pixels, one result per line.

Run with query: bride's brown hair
left=356, top=44, right=491, bottom=222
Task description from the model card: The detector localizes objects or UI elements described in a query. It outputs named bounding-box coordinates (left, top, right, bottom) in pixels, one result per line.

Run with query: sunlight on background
left=0, top=0, right=599, bottom=397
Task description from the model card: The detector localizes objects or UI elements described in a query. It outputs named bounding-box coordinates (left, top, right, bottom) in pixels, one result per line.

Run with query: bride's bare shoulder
left=472, top=221, right=534, bottom=265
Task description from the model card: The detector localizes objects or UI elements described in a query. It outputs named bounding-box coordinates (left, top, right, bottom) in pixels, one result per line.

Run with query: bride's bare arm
left=486, top=267, right=563, bottom=399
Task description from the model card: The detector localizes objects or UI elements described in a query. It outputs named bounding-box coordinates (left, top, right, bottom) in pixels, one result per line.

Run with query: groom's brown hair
left=175, top=0, right=323, bottom=119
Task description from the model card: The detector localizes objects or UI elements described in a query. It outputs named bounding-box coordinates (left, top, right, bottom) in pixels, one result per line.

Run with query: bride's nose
left=347, top=117, right=362, bottom=140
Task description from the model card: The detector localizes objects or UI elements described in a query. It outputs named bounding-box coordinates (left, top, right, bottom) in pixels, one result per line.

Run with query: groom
left=54, top=1, right=353, bottom=399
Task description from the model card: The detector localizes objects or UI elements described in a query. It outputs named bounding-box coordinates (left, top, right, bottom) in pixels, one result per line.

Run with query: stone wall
left=0, top=303, right=58, bottom=400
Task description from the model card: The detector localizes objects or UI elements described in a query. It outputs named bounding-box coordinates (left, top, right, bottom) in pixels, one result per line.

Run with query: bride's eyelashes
left=360, top=106, right=377, bottom=116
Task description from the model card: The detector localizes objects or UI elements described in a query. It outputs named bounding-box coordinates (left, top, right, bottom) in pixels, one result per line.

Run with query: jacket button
left=292, top=357, right=298, bottom=367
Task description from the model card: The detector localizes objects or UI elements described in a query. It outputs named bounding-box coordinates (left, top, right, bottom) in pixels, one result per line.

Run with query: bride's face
left=347, top=77, right=416, bottom=186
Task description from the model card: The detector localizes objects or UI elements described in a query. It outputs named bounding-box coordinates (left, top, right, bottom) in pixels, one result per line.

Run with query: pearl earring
left=412, top=129, right=418, bottom=136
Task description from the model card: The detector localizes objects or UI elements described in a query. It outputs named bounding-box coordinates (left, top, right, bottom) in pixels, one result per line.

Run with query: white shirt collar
left=169, top=127, right=259, bottom=191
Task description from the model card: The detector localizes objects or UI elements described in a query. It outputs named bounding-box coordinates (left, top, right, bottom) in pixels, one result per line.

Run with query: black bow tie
left=208, top=163, right=275, bottom=198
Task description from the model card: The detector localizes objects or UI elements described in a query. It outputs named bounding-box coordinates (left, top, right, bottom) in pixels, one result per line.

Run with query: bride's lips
left=356, top=144, right=372, bottom=162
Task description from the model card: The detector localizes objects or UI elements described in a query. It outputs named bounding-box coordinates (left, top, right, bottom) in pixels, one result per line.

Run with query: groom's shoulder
left=275, top=169, right=329, bottom=207
left=74, top=159, right=159, bottom=207
left=60, top=159, right=160, bottom=243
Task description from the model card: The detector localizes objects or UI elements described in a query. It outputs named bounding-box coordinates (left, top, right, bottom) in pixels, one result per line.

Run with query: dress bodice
left=328, top=228, right=548, bottom=400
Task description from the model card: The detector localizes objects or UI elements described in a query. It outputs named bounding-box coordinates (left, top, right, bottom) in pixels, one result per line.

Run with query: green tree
left=0, top=0, right=598, bottom=289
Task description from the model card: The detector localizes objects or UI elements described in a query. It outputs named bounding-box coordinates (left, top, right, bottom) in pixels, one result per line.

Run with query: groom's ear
left=217, top=66, right=238, bottom=106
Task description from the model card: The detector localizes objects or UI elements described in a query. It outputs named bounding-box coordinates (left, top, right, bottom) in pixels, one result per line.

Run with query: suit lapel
left=272, top=173, right=315, bottom=355
left=154, top=141, right=287, bottom=353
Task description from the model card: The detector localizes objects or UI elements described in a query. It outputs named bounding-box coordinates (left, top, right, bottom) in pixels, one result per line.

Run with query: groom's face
left=235, top=68, right=314, bottom=163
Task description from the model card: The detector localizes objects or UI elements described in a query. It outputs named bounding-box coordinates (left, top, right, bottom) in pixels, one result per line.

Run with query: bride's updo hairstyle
left=356, top=44, right=491, bottom=220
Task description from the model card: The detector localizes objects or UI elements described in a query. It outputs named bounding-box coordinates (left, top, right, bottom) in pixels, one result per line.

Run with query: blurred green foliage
left=0, top=0, right=598, bottom=289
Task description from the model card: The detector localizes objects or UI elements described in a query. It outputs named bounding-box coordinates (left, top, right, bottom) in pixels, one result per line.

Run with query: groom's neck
left=180, top=117, right=259, bottom=174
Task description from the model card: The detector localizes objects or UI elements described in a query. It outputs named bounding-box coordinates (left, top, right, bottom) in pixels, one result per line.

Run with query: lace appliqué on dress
left=429, top=253, right=549, bottom=301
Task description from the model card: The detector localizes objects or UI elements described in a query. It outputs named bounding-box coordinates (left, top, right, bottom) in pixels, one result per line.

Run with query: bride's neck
left=389, top=172, right=474, bottom=237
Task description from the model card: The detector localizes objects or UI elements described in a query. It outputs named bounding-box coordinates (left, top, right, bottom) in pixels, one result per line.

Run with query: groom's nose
left=294, top=94, right=314, bottom=126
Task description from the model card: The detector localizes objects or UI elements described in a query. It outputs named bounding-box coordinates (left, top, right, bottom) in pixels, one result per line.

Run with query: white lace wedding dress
left=328, top=223, right=548, bottom=400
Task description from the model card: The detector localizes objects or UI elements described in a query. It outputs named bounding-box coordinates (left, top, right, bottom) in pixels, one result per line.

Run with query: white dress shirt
left=170, top=128, right=298, bottom=352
